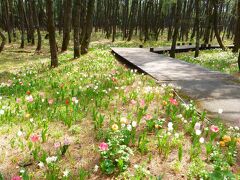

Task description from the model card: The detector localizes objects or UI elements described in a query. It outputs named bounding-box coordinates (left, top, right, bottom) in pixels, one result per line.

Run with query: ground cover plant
left=0, top=44, right=239, bottom=179
left=177, top=49, right=239, bottom=75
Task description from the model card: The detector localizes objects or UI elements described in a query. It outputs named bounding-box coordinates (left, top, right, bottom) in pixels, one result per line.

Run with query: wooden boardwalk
left=112, top=47, right=240, bottom=126
left=151, top=44, right=234, bottom=54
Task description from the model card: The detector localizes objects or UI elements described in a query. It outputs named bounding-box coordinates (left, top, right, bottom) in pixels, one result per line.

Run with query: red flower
left=169, top=98, right=178, bottom=106
left=11, top=176, right=22, bottom=180
left=26, top=90, right=31, bottom=95
left=65, top=99, right=70, bottom=105
left=210, top=125, right=219, bottom=133
left=30, top=134, right=40, bottom=143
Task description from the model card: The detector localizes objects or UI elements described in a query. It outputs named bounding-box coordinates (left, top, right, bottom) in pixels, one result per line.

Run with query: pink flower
left=210, top=125, right=219, bottom=133
left=145, top=114, right=152, bottom=120
left=64, top=138, right=70, bottom=146
left=169, top=98, right=178, bottom=106
left=130, top=100, right=137, bottom=105
left=99, top=142, right=108, bottom=151
left=39, top=92, right=45, bottom=98
left=16, top=98, right=21, bottom=103
left=11, top=176, right=22, bottom=180
left=139, top=99, right=145, bottom=108
left=26, top=95, right=34, bottom=103
left=48, top=98, right=54, bottom=105
left=30, top=134, right=40, bottom=143
left=54, top=142, right=61, bottom=149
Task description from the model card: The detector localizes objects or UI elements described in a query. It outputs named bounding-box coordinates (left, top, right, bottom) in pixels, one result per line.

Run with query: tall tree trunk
left=18, top=0, right=25, bottom=48
left=195, top=0, right=200, bottom=57
left=170, top=0, right=182, bottom=58
left=31, top=0, right=41, bottom=51
left=61, top=0, right=73, bottom=52
left=212, top=0, right=226, bottom=50
left=46, top=0, right=58, bottom=68
left=238, top=51, right=240, bottom=72
left=28, top=0, right=35, bottom=45
left=127, top=0, right=138, bottom=41
left=73, top=0, right=81, bottom=58
left=81, top=0, right=95, bottom=54
left=233, top=0, right=240, bottom=53
left=0, top=30, right=6, bottom=52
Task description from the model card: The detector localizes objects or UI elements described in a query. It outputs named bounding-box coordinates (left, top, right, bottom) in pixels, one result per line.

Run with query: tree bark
left=233, top=0, right=240, bottom=53
left=195, top=0, right=200, bottom=57
left=46, top=0, right=58, bottom=68
left=61, top=0, right=73, bottom=52
left=170, top=0, right=182, bottom=58
left=31, top=0, right=41, bottom=51
left=81, top=0, right=95, bottom=54
left=0, top=30, right=6, bottom=52
left=73, top=0, right=81, bottom=58
left=212, top=0, right=226, bottom=51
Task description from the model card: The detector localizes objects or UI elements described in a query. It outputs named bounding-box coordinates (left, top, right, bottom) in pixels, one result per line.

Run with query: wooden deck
left=151, top=44, right=234, bottom=54
left=112, top=47, right=240, bottom=126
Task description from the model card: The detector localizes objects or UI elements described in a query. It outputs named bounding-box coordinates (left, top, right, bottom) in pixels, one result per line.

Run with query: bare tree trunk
left=195, top=0, right=200, bottom=57
left=81, top=0, right=95, bottom=54
left=32, top=0, right=41, bottom=51
left=73, top=0, right=81, bottom=58
left=212, top=0, right=226, bottom=50
left=0, top=30, right=6, bottom=52
left=46, top=0, right=58, bottom=68
left=61, top=0, right=73, bottom=52
left=170, top=0, right=182, bottom=58
left=233, top=0, right=240, bottom=53
left=238, top=51, right=240, bottom=72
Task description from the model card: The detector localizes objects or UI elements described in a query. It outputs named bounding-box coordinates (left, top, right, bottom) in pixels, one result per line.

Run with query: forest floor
left=0, top=39, right=239, bottom=179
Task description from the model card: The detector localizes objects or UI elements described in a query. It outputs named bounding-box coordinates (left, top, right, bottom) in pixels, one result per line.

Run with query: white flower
left=94, top=165, right=99, bottom=172
left=195, top=130, right=202, bottom=136
left=218, top=108, right=223, bottom=114
left=132, top=121, right=137, bottom=127
left=38, top=161, right=45, bottom=168
left=199, top=137, right=205, bottom=144
left=0, top=109, right=4, bottom=115
left=127, top=125, right=132, bottom=131
left=194, top=122, right=201, bottom=130
left=46, top=156, right=57, bottom=164
left=234, top=126, right=239, bottom=131
left=120, top=117, right=127, bottom=124
left=175, top=133, right=180, bottom=138
left=63, top=169, right=70, bottom=177
left=17, top=131, right=23, bottom=137
left=30, top=118, right=34, bottom=123
left=134, top=164, right=139, bottom=169
left=20, top=169, right=25, bottom=173
left=168, top=122, right=173, bottom=131
left=0, top=96, right=2, bottom=100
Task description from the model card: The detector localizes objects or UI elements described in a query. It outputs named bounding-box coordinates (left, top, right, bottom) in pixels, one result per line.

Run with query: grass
left=176, top=49, right=239, bottom=75
left=0, top=36, right=239, bottom=179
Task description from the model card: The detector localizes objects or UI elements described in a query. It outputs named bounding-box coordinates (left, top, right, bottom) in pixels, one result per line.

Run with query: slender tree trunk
left=238, top=51, right=240, bottom=72
left=81, top=0, right=95, bottom=54
left=32, top=0, right=41, bottom=51
left=61, top=0, right=73, bottom=52
left=46, top=0, right=58, bottom=68
left=73, top=0, right=81, bottom=58
left=233, top=0, right=240, bottom=53
left=195, top=0, right=200, bottom=57
left=0, top=30, right=6, bottom=52
left=212, top=0, right=226, bottom=50
left=18, top=0, right=25, bottom=48
left=170, top=0, right=182, bottom=58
